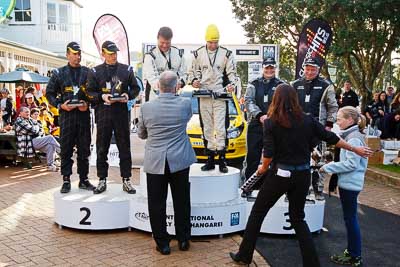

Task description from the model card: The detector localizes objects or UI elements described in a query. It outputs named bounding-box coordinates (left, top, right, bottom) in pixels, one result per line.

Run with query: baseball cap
left=66, top=42, right=81, bottom=53
left=102, top=41, right=119, bottom=54
left=263, top=57, right=276, bottom=67
left=304, top=57, right=320, bottom=68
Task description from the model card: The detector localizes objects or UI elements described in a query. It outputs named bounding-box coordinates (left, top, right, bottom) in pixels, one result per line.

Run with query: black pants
left=59, top=110, right=91, bottom=179
left=243, top=120, right=264, bottom=188
left=237, top=169, right=320, bottom=267
left=147, top=162, right=191, bottom=246
left=96, top=106, right=131, bottom=178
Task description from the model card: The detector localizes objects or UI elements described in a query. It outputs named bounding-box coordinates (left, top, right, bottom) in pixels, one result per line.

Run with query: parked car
left=179, top=86, right=247, bottom=163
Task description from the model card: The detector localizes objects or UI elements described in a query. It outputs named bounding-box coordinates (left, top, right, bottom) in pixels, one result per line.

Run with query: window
left=47, top=3, right=56, bottom=30
left=15, top=0, right=32, bottom=22
left=59, top=4, right=68, bottom=31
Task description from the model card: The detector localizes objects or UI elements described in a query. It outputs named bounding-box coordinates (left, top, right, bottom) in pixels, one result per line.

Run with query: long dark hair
left=267, top=84, right=304, bottom=128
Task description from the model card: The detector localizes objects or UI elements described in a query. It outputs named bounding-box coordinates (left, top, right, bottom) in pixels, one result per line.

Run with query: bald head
left=159, top=71, right=178, bottom=93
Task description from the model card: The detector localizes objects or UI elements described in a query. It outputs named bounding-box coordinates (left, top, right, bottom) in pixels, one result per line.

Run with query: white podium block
left=130, top=193, right=247, bottom=236
left=139, top=163, right=240, bottom=204
left=246, top=194, right=325, bottom=234
left=54, top=184, right=132, bottom=230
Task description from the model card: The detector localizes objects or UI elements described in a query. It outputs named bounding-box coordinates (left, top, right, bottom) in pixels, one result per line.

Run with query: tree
left=230, top=0, right=400, bottom=108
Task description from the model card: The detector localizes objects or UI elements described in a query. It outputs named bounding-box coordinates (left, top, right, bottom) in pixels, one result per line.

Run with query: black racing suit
left=243, top=77, right=284, bottom=183
left=46, top=65, right=91, bottom=180
left=87, top=62, right=140, bottom=179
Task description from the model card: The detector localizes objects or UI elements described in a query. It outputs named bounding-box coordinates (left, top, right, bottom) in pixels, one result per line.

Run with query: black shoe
left=178, top=240, right=190, bottom=251
left=229, top=252, right=251, bottom=265
left=60, top=179, right=71, bottom=194
left=156, top=244, right=171, bottom=255
left=122, top=179, right=136, bottom=194
left=78, top=179, right=95, bottom=191
left=217, top=150, right=228, bottom=173
left=201, top=149, right=215, bottom=171
left=93, top=179, right=107, bottom=194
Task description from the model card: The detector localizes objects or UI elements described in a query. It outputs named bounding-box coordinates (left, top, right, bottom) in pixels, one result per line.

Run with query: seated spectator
left=20, top=92, right=38, bottom=111
left=15, top=107, right=60, bottom=171
left=381, top=93, right=400, bottom=139
left=15, top=85, right=24, bottom=112
left=0, top=109, right=12, bottom=133
left=38, top=87, right=59, bottom=126
left=38, top=102, right=59, bottom=137
left=365, top=92, right=385, bottom=129
left=1, top=88, right=13, bottom=125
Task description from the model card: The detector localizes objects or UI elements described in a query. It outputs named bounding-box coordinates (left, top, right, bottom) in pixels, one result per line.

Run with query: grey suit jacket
left=137, top=93, right=197, bottom=174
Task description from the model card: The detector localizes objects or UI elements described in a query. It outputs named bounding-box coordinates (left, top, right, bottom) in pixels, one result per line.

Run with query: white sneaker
left=47, top=164, right=59, bottom=172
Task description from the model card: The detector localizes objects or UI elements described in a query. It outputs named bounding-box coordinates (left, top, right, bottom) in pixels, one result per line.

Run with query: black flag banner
left=295, top=18, right=333, bottom=79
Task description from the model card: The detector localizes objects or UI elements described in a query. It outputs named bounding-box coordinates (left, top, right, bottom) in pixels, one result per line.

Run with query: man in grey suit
left=138, top=71, right=197, bottom=255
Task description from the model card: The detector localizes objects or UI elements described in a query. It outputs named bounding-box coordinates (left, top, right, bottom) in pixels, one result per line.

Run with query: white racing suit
left=142, top=45, right=186, bottom=101
left=188, top=45, right=238, bottom=151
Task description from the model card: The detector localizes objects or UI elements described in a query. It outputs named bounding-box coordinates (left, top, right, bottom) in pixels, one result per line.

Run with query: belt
left=276, top=163, right=310, bottom=171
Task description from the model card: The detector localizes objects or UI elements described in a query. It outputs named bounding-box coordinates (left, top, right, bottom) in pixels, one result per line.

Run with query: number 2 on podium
left=80, top=207, right=92, bottom=225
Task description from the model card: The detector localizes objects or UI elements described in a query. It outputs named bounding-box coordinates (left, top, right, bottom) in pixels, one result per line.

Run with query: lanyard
left=206, top=47, right=219, bottom=68
left=160, top=50, right=172, bottom=70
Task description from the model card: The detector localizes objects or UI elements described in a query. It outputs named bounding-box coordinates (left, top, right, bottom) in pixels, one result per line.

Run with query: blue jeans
left=339, top=187, right=361, bottom=257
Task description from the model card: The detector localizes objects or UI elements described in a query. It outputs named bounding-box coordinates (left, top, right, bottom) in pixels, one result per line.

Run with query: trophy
left=109, top=78, right=126, bottom=101
left=67, top=85, right=84, bottom=107
left=192, top=89, right=213, bottom=98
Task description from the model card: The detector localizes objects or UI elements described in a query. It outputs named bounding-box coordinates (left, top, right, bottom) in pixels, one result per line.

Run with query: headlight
left=227, top=123, right=244, bottom=139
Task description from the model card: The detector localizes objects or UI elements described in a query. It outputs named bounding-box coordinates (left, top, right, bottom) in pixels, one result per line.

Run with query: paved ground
left=0, top=132, right=398, bottom=266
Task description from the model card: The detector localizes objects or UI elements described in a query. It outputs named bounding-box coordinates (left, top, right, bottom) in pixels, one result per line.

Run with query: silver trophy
left=109, top=77, right=126, bottom=101
left=67, top=85, right=84, bottom=107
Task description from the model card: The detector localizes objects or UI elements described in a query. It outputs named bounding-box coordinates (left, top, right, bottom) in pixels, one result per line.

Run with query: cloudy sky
left=81, top=0, right=248, bottom=55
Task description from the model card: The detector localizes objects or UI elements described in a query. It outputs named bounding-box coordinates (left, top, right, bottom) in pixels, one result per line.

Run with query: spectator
left=20, top=92, right=38, bottom=111
left=321, top=106, right=367, bottom=267
left=15, top=107, right=60, bottom=171
left=381, top=93, right=400, bottom=139
left=379, top=91, right=389, bottom=112
left=340, top=80, right=359, bottom=108
left=38, top=87, right=59, bottom=126
left=1, top=88, right=13, bottom=125
left=386, top=86, right=396, bottom=105
left=0, top=109, right=12, bottom=132
left=15, top=85, right=23, bottom=111
left=365, top=92, right=384, bottom=129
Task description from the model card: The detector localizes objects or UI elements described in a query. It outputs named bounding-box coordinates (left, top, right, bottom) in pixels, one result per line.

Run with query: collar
left=338, top=124, right=359, bottom=139
left=158, top=92, right=176, bottom=98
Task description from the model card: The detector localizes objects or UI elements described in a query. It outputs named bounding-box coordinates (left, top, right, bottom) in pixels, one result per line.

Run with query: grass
left=369, top=164, right=400, bottom=174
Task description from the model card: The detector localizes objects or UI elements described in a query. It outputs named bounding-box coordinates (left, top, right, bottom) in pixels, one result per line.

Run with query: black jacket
left=263, top=114, right=340, bottom=165
left=340, top=89, right=359, bottom=108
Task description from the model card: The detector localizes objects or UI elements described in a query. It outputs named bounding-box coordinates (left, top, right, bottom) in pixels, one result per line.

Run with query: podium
left=54, top=164, right=325, bottom=235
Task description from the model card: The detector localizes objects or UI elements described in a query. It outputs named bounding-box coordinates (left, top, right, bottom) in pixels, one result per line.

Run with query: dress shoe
left=60, top=180, right=71, bottom=194
left=156, top=244, right=171, bottom=255
left=229, top=252, right=251, bottom=265
left=178, top=240, right=190, bottom=251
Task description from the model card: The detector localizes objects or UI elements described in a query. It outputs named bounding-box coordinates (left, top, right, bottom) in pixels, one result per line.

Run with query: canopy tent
left=0, top=68, right=49, bottom=84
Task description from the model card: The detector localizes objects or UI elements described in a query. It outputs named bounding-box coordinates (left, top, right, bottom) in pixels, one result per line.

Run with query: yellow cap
left=205, top=24, right=220, bottom=42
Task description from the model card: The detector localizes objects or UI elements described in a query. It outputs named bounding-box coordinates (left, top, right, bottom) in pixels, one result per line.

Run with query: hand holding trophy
left=110, top=77, right=127, bottom=102
left=67, top=85, right=85, bottom=107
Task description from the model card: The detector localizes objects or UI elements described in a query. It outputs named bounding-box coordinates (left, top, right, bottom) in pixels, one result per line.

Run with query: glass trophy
left=67, top=85, right=84, bottom=107
left=109, top=80, right=126, bottom=101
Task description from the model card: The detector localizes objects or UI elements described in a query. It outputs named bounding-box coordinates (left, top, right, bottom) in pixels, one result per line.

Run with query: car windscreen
left=184, top=97, right=238, bottom=115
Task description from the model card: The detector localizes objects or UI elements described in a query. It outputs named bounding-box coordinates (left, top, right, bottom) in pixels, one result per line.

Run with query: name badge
left=106, top=82, right=111, bottom=89
left=305, top=95, right=311, bottom=103
left=264, top=94, right=269, bottom=103
left=277, top=168, right=291, bottom=178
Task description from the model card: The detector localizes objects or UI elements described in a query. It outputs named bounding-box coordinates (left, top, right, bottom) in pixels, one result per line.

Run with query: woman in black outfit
left=230, top=84, right=371, bottom=266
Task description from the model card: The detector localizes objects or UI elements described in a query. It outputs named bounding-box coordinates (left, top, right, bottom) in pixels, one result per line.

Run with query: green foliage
left=230, top=0, right=400, bottom=107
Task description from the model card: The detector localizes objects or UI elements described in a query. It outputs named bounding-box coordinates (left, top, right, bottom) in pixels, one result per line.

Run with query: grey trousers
left=33, top=136, right=60, bottom=166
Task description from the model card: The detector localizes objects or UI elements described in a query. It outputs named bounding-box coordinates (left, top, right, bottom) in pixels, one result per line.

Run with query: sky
left=81, top=0, right=248, bottom=55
